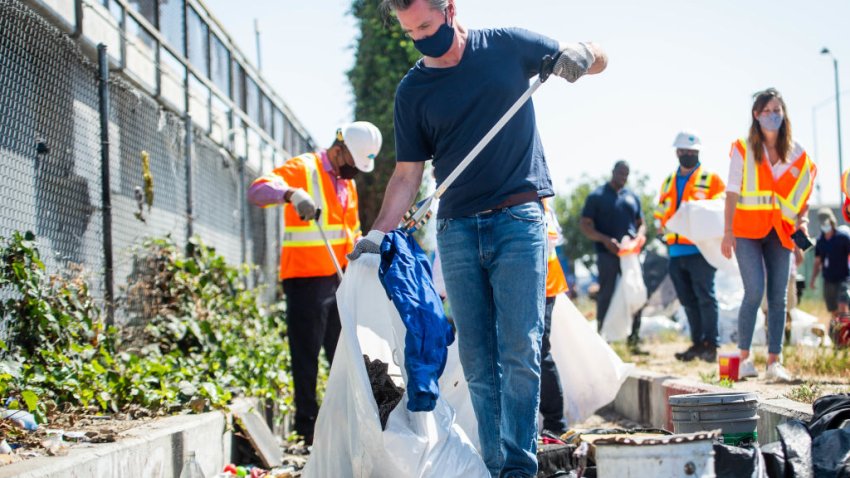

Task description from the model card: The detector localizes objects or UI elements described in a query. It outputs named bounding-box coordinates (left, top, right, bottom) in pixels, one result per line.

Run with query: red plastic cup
left=718, top=353, right=741, bottom=381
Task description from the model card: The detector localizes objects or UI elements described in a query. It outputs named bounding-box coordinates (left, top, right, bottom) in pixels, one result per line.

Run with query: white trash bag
left=550, top=297, right=635, bottom=423
left=665, top=199, right=738, bottom=274
left=303, top=255, right=489, bottom=478
left=600, top=237, right=647, bottom=342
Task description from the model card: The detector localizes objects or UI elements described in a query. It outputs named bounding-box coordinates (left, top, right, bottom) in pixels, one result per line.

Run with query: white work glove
left=289, top=188, right=317, bottom=221
left=548, top=42, right=595, bottom=83
left=347, top=230, right=385, bottom=261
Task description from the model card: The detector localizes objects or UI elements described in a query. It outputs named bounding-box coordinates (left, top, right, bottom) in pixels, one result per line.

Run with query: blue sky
left=205, top=0, right=849, bottom=204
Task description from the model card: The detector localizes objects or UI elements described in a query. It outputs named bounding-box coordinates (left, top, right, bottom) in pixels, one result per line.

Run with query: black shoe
left=629, top=344, right=650, bottom=356
left=699, top=346, right=718, bottom=363
left=675, top=344, right=703, bottom=362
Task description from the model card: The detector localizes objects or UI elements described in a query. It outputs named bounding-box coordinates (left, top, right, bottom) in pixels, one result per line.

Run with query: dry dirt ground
left=627, top=337, right=850, bottom=403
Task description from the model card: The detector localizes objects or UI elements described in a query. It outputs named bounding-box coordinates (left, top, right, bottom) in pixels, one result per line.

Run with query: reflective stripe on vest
left=738, top=140, right=812, bottom=225
left=283, top=154, right=346, bottom=247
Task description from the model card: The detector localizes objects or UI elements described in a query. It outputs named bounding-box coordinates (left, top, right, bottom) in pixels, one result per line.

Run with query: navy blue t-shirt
left=394, top=28, right=560, bottom=218
left=581, top=183, right=643, bottom=254
left=815, top=226, right=850, bottom=283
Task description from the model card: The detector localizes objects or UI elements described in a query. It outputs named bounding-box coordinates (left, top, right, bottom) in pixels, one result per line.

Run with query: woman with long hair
left=721, top=88, right=816, bottom=382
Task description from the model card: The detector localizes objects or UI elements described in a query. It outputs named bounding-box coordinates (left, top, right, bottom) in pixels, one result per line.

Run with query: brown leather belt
left=476, top=191, right=540, bottom=215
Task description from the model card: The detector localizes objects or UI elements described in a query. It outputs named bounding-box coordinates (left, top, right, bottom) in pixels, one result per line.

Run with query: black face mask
left=678, top=153, right=699, bottom=169
left=337, top=164, right=360, bottom=180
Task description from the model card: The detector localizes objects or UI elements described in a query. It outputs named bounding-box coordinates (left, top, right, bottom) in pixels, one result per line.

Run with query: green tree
left=554, top=171, right=659, bottom=269
left=348, top=0, right=419, bottom=228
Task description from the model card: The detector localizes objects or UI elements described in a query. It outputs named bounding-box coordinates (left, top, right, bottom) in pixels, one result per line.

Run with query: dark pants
left=668, top=253, right=719, bottom=347
left=282, top=274, right=342, bottom=443
left=540, top=296, right=567, bottom=434
left=596, top=251, right=642, bottom=343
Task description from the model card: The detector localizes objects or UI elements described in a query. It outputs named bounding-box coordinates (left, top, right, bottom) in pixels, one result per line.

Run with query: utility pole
left=822, top=47, right=844, bottom=180
left=254, top=18, right=262, bottom=72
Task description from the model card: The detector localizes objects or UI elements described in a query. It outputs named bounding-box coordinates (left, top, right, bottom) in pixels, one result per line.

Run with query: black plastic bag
left=812, top=428, right=850, bottom=478
left=714, top=442, right=766, bottom=478
left=761, top=441, right=785, bottom=478
left=778, top=420, right=813, bottom=478
left=810, top=394, right=850, bottom=438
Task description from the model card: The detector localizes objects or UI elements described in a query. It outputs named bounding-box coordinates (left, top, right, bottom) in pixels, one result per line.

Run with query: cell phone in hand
left=791, top=229, right=814, bottom=251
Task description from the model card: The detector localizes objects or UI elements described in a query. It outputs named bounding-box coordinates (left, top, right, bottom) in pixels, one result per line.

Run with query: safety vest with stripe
left=731, top=139, right=816, bottom=250
left=276, top=153, right=360, bottom=280
left=544, top=199, right=568, bottom=297
left=654, top=166, right=725, bottom=246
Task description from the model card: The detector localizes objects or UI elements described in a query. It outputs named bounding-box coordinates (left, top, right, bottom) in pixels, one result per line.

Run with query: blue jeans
left=735, top=230, right=791, bottom=354
left=668, top=253, right=719, bottom=347
left=437, top=202, right=547, bottom=478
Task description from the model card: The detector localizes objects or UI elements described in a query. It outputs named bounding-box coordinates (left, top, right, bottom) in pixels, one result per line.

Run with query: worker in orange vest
left=655, top=131, right=725, bottom=363
left=721, top=88, right=816, bottom=383
left=248, top=121, right=382, bottom=444
left=540, top=199, right=568, bottom=434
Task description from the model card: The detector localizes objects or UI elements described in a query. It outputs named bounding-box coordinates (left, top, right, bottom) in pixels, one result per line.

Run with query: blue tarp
left=378, top=230, right=455, bottom=412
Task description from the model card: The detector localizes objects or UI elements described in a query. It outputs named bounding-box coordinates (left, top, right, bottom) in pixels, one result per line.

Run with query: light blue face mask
left=758, top=112, right=784, bottom=132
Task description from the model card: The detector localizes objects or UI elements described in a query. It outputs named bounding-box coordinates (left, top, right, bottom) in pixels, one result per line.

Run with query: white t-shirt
left=726, top=140, right=806, bottom=194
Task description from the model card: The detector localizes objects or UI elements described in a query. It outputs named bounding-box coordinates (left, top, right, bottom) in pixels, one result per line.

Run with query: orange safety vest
left=731, top=139, right=816, bottom=250
left=654, top=166, right=725, bottom=246
left=544, top=199, right=568, bottom=297
left=271, top=153, right=360, bottom=280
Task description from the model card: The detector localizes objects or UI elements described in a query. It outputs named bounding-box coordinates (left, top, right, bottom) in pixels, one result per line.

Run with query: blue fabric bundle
left=378, top=230, right=454, bottom=412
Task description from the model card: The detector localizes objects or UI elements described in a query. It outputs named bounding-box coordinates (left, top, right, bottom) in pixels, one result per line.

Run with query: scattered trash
left=718, top=352, right=741, bottom=382
left=1, top=409, right=38, bottom=431
left=41, top=429, right=69, bottom=456
left=179, top=450, right=206, bottom=478
left=363, top=355, right=404, bottom=430
left=0, top=439, right=11, bottom=454
left=63, top=431, right=90, bottom=442
left=231, top=398, right=283, bottom=468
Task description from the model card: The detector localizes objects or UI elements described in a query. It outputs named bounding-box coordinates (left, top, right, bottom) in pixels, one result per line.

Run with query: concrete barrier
left=612, top=369, right=814, bottom=444
left=0, top=412, right=230, bottom=478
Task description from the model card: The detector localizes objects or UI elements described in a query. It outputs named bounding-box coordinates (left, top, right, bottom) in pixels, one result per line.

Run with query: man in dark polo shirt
left=346, top=0, right=608, bottom=475
left=580, top=160, right=646, bottom=351
left=812, top=208, right=850, bottom=318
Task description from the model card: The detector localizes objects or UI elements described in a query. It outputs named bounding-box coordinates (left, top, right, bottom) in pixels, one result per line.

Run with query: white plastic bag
left=549, top=297, right=635, bottom=423
left=600, top=238, right=647, bottom=342
left=303, top=255, right=488, bottom=478
left=665, top=199, right=739, bottom=274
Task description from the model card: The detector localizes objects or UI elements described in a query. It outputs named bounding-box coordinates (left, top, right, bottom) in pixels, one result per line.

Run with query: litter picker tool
left=401, top=54, right=561, bottom=233
left=314, top=208, right=344, bottom=280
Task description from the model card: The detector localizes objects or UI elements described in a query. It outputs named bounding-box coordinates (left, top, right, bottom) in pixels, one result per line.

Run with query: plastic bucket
left=596, top=432, right=716, bottom=478
left=669, top=392, right=759, bottom=445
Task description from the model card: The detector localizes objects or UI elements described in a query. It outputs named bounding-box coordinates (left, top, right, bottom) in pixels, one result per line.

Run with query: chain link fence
left=0, top=0, right=283, bottom=336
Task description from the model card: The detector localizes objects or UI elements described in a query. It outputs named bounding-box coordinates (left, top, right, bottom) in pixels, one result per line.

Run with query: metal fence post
left=97, top=44, right=115, bottom=326
left=184, top=115, right=194, bottom=240
left=239, top=156, right=247, bottom=266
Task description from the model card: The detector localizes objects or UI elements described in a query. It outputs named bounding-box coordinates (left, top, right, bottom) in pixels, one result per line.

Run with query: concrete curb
left=0, top=412, right=230, bottom=478
left=612, top=369, right=814, bottom=444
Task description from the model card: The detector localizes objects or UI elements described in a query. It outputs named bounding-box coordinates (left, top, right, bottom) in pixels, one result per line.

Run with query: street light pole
left=822, top=47, right=844, bottom=179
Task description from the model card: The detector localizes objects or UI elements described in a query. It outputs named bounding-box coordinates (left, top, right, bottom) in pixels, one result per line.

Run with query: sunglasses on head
left=752, top=88, right=782, bottom=100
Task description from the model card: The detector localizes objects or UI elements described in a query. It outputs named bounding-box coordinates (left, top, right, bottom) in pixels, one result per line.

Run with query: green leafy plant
left=0, top=232, right=292, bottom=426
left=786, top=383, right=822, bottom=404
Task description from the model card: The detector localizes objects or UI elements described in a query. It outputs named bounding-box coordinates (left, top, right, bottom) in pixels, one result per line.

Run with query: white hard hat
left=672, top=131, right=702, bottom=151
left=337, top=122, right=382, bottom=173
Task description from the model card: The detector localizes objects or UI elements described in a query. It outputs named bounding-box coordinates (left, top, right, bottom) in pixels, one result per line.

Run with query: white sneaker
left=739, top=359, right=758, bottom=378
left=766, top=362, right=793, bottom=383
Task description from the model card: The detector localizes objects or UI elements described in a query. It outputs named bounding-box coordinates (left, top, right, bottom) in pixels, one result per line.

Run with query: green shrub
left=0, top=232, right=292, bottom=424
